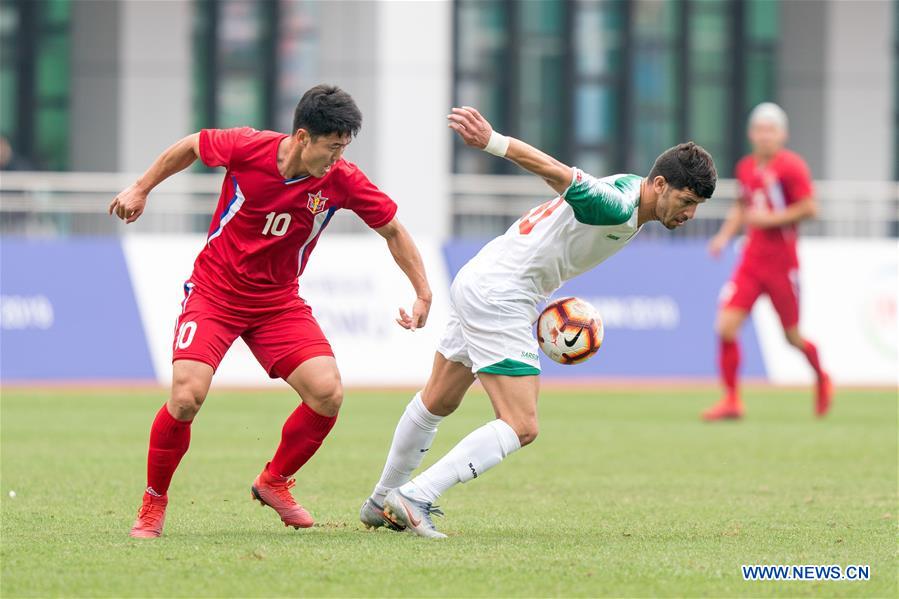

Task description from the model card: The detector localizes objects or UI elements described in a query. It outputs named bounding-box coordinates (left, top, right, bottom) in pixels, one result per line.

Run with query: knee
left=169, top=376, right=207, bottom=420
left=716, top=317, right=739, bottom=342
left=305, top=377, right=343, bottom=417
left=718, top=329, right=738, bottom=343
left=511, top=418, right=539, bottom=447
left=421, top=388, right=462, bottom=418
left=785, top=330, right=804, bottom=349
left=319, top=383, right=344, bottom=416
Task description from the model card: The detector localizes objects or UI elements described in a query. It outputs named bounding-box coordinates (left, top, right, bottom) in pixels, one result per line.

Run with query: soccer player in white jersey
left=359, top=106, right=717, bottom=538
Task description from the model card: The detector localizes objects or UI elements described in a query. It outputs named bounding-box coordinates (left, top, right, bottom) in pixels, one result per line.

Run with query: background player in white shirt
left=361, top=106, right=717, bottom=538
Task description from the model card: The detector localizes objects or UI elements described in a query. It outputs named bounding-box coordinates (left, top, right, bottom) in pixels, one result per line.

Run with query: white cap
left=748, top=102, right=788, bottom=132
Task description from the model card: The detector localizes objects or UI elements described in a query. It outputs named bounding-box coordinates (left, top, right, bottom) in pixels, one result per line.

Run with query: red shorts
left=720, top=261, right=800, bottom=329
left=172, top=286, right=333, bottom=379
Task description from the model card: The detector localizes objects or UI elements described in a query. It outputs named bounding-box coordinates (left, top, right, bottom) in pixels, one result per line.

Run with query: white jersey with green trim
left=460, top=168, right=644, bottom=302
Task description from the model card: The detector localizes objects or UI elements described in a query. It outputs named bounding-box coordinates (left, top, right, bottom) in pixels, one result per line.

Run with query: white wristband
left=483, top=130, right=510, bottom=157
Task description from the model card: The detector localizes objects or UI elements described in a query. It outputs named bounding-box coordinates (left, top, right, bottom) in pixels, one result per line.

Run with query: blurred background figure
left=704, top=103, right=830, bottom=421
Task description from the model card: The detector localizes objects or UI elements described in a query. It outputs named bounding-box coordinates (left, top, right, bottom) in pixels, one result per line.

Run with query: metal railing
left=1, top=170, right=897, bottom=238
left=0, top=171, right=370, bottom=236
left=451, top=174, right=899, bottom=239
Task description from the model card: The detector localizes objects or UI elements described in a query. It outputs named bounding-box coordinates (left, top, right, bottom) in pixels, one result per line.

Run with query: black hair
left=292, top=84, right=362, bottom=138
left=648, top=142, right=717, bottom=199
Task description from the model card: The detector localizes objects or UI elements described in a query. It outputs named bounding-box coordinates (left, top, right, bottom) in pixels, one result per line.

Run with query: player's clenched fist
left=109, top=183, right=148, bottom=224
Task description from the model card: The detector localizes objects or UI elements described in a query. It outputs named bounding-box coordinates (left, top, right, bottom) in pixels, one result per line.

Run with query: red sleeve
left=199, top=127, right=253, bottom=169
left=780, top=153, right=814, bottom=203
left=343, top=164, right=398, bottom=229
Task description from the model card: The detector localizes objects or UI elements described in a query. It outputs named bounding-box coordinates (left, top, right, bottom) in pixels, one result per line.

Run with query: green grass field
left=1, top=385, right=896, bottom=597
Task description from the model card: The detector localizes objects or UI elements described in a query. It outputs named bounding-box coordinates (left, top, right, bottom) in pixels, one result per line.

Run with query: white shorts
left=436, top=266, right=541, bottom=376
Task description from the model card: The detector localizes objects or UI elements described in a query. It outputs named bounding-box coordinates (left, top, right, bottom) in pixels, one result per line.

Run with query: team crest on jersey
left=307, top=191, right=328, bottom=215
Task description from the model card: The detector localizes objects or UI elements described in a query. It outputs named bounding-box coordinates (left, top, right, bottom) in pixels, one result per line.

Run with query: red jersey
left=735, top=149, right=813, bottom=268
left=189, top=127, right=397, bottom=306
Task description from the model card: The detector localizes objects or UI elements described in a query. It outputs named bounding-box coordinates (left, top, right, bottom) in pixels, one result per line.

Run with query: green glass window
left=631, top=0, right=680, bottom=171
left=453, top=0, right=623, bottom=175
left=746, top=0, right=779, bottom=41
left=573, top=0, right=624, bottom=176
left=454, top=0, right=511, bottom=174
left=684, top=0, right=729, bottom=166
left=276, top=0, right=320, bottom=132
left=742, top=0, right=779, bottom=161
left=451, top=0, right=780, bottom=193
left=217, top=0, right=267, bottom=128
left=517, top=0, right=566, bottom=163
left=192, top=0, right=216, bottom=132
left=192, top=0, right=278, bottom=132
left=34, top=6, right=69, bottom=170
left=0, top=0, right=70, bottom=170
left=0, top=0, right=18, bottom=144
left=744, top=0, right=778, bottom=103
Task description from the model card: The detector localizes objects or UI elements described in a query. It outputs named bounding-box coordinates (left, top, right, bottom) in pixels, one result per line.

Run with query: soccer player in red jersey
left=704, top=102, right=831, bottom=421
left=110, top=85, right=432, bottom=537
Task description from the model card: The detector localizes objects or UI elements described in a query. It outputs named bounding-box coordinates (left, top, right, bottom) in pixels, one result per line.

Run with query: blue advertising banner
left=443, top=237, right=766, bottom=379
left=0, top=238, right=155, bottom=381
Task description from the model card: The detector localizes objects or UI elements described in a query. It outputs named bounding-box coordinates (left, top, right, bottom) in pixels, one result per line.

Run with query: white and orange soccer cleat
left=130, top=490, right=168, bottom=538
left=383, top=488, right=446, bottom=539
left=360, top=497, right=404, bottom=531
left=251, top=464, right=314, bottom=529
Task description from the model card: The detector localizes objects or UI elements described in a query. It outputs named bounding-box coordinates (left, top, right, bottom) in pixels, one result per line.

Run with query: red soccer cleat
left=701, top=397, right=745, bottom=421
left=815, top=373, right=833, bottom=417
left=251, top=464, right=314, bottom=529
left=130, top=491, right=168, bottom=538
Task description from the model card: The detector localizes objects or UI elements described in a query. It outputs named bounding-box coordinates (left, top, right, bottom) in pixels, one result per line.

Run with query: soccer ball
left=536, top=297, right=604, bottom=365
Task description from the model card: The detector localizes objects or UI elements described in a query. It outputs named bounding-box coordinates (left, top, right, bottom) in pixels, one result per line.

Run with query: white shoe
left=359, top=497, right=403, bottom=531
left=383, top=488, right=447, bottom=539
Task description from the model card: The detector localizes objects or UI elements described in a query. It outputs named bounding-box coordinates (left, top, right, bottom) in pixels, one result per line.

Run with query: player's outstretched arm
left=375, top=217, right=433, bottom=331
left=447, top=106, right=572, bottom=195
left=109, top=133, right=201, bottom=224
left=708, top=202, right=745, bottom=257
left=745, top=197, right=817, bottom=229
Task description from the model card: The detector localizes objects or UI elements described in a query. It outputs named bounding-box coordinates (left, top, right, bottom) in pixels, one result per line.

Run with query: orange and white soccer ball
left=536, top=297, right=604, bottom=365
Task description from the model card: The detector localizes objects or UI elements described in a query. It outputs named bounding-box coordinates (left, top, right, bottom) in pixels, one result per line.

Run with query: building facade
left=1, top=0, right=895, bottom=237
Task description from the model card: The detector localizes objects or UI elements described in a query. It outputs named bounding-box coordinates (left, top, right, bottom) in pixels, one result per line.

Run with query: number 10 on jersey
left=262, top=212, right=291, bottom=236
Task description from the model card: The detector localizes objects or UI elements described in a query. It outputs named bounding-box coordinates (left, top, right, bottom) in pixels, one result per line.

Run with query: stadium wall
left=1, top=236, right=895, bottom=387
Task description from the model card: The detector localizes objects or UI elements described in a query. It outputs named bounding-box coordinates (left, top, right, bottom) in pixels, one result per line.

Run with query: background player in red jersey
left=109, top=85, right=433, bottom=537
left=704, top=102, right=831, bottom=421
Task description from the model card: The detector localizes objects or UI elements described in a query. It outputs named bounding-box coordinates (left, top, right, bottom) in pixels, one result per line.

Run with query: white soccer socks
left=401, top=419, right=521, bottom=504
left=370, top=392, right=444, bottom=506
